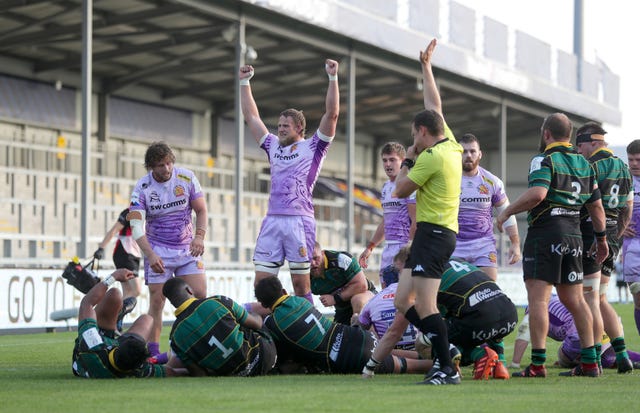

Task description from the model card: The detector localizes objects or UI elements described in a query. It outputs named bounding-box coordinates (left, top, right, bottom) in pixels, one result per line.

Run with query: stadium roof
left=0, top=0, right=621, bottom=151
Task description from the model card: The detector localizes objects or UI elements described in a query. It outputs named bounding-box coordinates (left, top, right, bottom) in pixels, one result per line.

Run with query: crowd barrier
left=0, top=267, right=627, bottom=332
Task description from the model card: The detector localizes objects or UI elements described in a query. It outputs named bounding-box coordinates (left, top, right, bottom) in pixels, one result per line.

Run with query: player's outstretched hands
left=419, top=38, right=437, bottom=67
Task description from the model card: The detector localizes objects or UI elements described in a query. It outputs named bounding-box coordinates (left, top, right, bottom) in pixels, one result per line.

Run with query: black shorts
left=446, top=294, right=518, bottom=354
left=247, top=330, right=278, bottom=376
left=113, top=243, right=141, bottom=274
left=582, top=227, right=621, bottom=276
left=523, top=226, right=583, bottom=285
left=406, top=223, right=456, bottom=279
left=328, top=325, right=377, bottom=374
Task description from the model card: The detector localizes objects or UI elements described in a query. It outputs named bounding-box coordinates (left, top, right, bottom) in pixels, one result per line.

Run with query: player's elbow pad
left=130, top=219, right=145, bottom=240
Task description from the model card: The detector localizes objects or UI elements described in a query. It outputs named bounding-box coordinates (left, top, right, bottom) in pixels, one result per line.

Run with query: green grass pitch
left=1, top=304, right=639, bottom=413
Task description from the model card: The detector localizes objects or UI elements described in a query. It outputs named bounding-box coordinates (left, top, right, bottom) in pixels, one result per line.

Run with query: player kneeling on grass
left=255, top=276, right=431, bottom=375
left=72, top=268, right=184, bottom=378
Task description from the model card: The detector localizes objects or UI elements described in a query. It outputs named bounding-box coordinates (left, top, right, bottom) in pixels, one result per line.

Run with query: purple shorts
left=623, top=238, right=640, bottom=283
left=253, top=215, right=315, bottom=267
left=452, top=236, right=498, bottom=268
left=379, top=242, right=405, bottom=275
left=144, top=245, right=205, bottom=285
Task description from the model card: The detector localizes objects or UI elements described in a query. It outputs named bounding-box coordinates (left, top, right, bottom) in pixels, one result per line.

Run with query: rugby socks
left=595, top=343, right=602, bottom=369
left=418, top=314, right=452, bottom=370
left=154, top=352, right=169, bottom=364
left=404, top=306, right=420, bottom=327
left=148, top=342, right=160, bottom=357
left=611, top=337, right=631, bottom=363
left=635, top=308, right=640, bottom=335
left=531, top=348, right=546, bottom=366
left=488, top=340, right=506, bottom=366
left=302, top=291, right=314, bottom=304
left=469, top=346, right=486, bottom=362
left=580, top=345, right=597, bottom=365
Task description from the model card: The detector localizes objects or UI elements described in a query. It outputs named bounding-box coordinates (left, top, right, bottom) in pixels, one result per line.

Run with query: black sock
left=404, top=306, right=421, bottom=328
left=419, top=313, right=452, bottom=371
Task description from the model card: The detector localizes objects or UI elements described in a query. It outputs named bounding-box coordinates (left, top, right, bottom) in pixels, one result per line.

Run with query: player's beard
left=462, top=158, right=478, bottom=172
left=278, top=133, right=298, bottom=147
left=538, top=134, right=546, bottom=153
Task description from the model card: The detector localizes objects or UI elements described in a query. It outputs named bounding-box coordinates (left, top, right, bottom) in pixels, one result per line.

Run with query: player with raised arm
left=239, top=59, right=339, bottom=305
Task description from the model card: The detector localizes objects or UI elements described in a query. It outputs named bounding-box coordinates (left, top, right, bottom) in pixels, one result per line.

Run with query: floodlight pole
left=79, top=0, right=92, bottom=259
left=233, top=18, right=246, bottom=262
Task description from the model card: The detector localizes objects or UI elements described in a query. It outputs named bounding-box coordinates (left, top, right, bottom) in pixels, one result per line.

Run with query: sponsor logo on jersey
left=567, top=271, right=583, bottom=282
left=413, top=264, right=424, bottom=273
left=337, top=253, right=352, bottom=270
left=382, top=293, right=395, bottom=299
left=274, top=151, right=300, bottom=161
left=550, top=207, right=580, bottom=216
left=530, top=156, right=543, bottom=173
left=461, top=196, right=491, bottom=203
left=381, top=200, right=403, bottom=208
left=149, top=191, right=161, bottom=203
left=329, top=331, right=343, bottom=362
left=174, top=185, right=185, bottom=197
left=471, top=321, right=517, bottom=341
left=149, top=198, right=188, bottom=211
left=380, top=310, right=395, bottom=320
left=550, top=243, right=582, bottom=257
left=468, top=287, right=502, bottom=306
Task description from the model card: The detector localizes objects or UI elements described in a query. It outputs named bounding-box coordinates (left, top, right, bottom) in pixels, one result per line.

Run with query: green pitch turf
left=1, top=304, right=639, bottom=413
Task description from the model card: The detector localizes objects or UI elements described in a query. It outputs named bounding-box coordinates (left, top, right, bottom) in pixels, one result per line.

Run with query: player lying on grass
left=255, top=276, right=430, bottom=375
left=72, top=268, right=186, bottom=378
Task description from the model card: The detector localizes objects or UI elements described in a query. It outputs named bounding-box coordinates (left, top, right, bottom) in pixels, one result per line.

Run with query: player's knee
left=289, top=261, right=310, bottom=275
left=254, top=261, right=282, bottom=275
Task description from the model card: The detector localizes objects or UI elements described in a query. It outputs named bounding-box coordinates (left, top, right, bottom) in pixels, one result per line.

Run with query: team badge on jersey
left=291, top=144, right=298, bottom=153
left=489, top=252, right=497, bottom=264
left=298, top=246, right=307, bottom=258
left=174, top=185, right=185, bottom=197
left=477, top=183, right=489, bottom=195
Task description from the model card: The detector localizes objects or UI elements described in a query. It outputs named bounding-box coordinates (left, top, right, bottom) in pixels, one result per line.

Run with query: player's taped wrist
left=240, top=69, right=254, bottom=86
left=326, top=63, right=337, bottom=81
left=102, top=275, right=116, bottom=287
left=362, top=357, right=380, bottom=376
